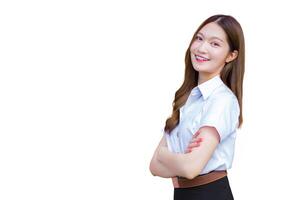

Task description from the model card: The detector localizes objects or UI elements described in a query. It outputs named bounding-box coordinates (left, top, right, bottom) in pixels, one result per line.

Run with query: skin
left=185, top=134, right=203, bottom=153
left=190, top=22, right=238, bottom=84
left=149, top=22, right=238, bottom=180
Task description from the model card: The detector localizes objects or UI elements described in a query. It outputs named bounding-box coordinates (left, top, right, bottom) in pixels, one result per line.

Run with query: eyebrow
left=197, top=32, right=225, bottom=43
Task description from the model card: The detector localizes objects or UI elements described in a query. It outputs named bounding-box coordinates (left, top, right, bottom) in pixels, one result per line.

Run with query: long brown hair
left=164, top=14, right=245, bottom=134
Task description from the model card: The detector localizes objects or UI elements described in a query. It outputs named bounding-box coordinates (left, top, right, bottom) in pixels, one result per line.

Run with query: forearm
left=149, top=135, right=178, bottom=178
left=157, top=127, right=221, bottom=180
left=156, top=146, right=189, bottom=178
left=149, top=148, right=177, bottom=178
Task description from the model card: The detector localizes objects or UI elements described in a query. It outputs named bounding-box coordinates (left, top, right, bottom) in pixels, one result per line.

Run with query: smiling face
left=190, top=22, right=238, bottom=84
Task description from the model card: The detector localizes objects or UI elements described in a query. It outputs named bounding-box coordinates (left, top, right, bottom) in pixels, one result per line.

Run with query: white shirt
left=163, top=74, right=240, bottom=175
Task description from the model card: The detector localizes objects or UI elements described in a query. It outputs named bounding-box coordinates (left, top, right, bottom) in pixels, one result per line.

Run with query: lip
left=194, top=54, right=210, bottom=62
left=194, top=54, right=209, bottom=60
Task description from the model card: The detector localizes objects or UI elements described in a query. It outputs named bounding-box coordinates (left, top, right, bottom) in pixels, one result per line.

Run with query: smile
left=195, top=55, right=210, bottom=62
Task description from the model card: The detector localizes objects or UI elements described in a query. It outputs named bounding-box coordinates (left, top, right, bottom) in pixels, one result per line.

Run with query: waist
left=172, top=170, right=227, bottom=188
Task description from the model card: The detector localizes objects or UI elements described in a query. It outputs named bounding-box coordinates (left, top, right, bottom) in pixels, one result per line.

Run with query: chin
left=192, top=65, right=211, bottom=72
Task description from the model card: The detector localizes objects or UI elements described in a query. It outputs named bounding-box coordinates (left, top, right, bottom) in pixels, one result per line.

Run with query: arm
left=157, top=126, right=220, bottom=179
left=149, top=134, right=178, bottom=178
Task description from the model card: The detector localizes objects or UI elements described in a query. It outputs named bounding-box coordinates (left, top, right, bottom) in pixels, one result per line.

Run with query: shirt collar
left=191, top=74, right=224, bottom=100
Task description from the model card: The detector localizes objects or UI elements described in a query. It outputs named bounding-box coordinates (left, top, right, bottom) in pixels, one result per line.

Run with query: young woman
left=149, top=14, right=245, bottom=200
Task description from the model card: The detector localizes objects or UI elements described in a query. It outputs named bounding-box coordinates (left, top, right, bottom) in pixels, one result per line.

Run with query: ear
left=225, top=50, right=238, bottom=63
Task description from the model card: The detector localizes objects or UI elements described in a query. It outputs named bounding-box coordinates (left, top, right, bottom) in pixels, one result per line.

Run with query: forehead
left=197, top=22, right=227, bottom=41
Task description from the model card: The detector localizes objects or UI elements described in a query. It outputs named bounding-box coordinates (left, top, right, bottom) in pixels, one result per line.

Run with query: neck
left=198, top=72, right=220, bottom=85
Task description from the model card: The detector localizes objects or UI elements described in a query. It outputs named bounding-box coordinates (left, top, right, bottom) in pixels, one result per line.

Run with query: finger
left=196, top=138, right=203, bottom=143
left=190, top=137, right=203, bottom=144
left=193, top=130, right=201, bottom=138
left=187, top=145, right=200, bottom=153
left=188, top=141, right=198, bottom=146
left=187, top=142, right=201, bottom=148
left=185, top=148, right=191, bottom=153
left=190, top=138, right=198, bottom=143
left=187, top=144, right=195, bottom=149
left=186, top=143, right=200, bottom=153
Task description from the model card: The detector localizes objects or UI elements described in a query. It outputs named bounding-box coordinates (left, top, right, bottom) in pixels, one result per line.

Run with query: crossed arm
left=149, top=126, right=220, bottom=179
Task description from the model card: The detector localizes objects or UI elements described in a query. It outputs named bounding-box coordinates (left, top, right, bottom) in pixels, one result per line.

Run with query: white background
left=1, top=0, right=300, bottom=199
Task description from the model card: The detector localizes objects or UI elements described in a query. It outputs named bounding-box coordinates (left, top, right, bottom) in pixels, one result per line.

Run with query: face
left=190, top=22, right=238, bottom=84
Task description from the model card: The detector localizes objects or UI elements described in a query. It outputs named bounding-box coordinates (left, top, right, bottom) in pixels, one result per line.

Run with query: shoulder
left=199, top=84, right=240, bottom=142
left=205, top=83, right=239, bottom=111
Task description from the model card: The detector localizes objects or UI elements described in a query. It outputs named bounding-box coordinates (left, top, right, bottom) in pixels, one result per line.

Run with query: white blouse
left=163, top=74, right=240, bottom=175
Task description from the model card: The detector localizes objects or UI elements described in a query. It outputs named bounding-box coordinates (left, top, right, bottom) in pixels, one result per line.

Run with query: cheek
left=190, top=42, right=198, bottom=51
left=212, top=50, right=228, bottom=63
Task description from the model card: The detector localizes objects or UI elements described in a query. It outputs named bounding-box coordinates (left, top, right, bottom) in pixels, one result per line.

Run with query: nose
left=195, top=41, right=208, bottom=53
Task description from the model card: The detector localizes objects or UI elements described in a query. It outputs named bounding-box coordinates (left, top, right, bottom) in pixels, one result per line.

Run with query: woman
left=149, top=14, right=245, bottom=200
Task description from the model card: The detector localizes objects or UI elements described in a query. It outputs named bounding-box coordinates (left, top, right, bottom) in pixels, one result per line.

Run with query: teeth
left=195, top=55, right=209, bottom=61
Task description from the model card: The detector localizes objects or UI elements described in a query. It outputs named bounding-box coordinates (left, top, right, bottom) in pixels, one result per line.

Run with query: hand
left=185, top=130, right=203, bottom=153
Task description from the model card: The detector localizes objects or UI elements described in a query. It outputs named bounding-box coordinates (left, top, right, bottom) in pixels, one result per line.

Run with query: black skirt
left=173, top=176, right=234, bottom=200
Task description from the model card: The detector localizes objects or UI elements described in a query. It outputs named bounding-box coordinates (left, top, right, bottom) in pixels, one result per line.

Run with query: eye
left=211, top=42, right=220, bottom=47
left=195, top=36, right=203, bottom=41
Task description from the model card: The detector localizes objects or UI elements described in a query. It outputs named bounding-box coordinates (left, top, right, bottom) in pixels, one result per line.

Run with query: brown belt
left=172, top=170, right=227, bottom=188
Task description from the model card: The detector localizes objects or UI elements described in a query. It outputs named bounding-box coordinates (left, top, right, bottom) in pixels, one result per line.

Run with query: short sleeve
left=199, top=95, right=240, bottom=143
